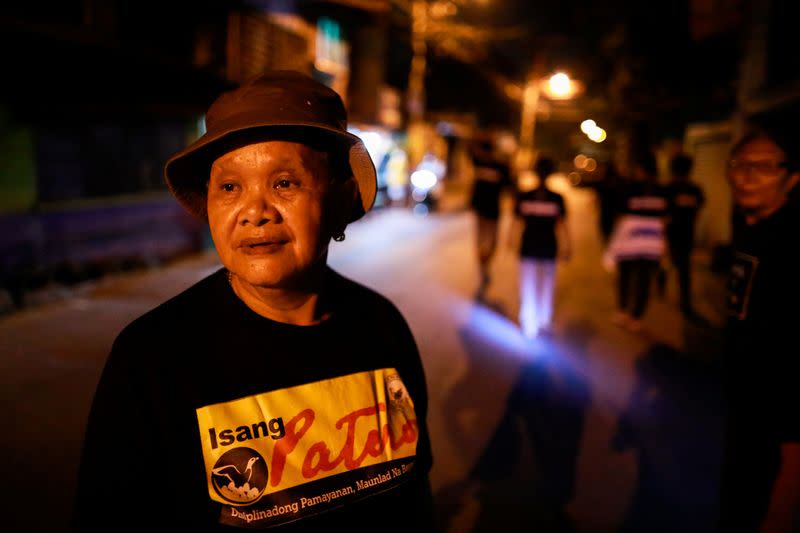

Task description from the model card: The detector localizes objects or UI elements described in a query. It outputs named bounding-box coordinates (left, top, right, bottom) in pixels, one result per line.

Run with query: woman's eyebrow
left=272, top=158, right=321, bottom=178
left=210, top=158, right=240, bottom=175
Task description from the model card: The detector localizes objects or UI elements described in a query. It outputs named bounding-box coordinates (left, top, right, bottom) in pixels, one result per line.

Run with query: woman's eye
left=217, top=181, right=239, bottom=192
left=275, top=178, right=293, bottom=189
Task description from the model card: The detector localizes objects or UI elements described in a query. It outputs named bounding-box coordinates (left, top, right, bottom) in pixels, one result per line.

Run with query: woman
left=73, top=71, right=435, bottom=530
left=720, top=122, right=800, bottom=532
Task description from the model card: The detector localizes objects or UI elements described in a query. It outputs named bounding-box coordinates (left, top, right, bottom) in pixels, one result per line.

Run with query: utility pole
left=517, top=54, right=546, bottom=173
left=405, top=0, right=429, bottom=174
left=401, top=0, right=523, bottom=171
left=407, top=0, right=428, bottom=123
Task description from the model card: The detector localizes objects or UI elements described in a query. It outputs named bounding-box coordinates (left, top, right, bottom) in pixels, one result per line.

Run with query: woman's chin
left=237, top=272, right=289, bottom=289
left=226, top=255, right=326, bottom=291
left=234, top=266, right=319, bottom=292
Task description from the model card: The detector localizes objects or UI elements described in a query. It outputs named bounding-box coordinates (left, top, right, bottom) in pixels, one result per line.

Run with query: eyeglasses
left=727, top=159, right=788, bottom=178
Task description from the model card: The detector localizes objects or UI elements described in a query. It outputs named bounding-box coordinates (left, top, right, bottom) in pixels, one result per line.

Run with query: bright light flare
left=410, top=169, right=437, bottom=190
left=580, top=119, right=596, bottom=134
left=588, top=127, right=607, bottom=142
left=412, top=203, right=430, bottom=216
left=580, top=119, right=608, bottom=143
left=517, top=170, right=537, bottom=191
left=547, top=73, right=572, bottom=98
left=349, top=128, right=392, bottom=164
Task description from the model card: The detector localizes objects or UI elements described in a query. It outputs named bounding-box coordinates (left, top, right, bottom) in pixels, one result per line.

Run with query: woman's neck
left=229, top=269, right=332, bottom=325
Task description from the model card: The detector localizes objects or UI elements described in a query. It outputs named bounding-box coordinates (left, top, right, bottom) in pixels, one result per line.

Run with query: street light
left=517, top=70, right=582, bottom=172
left=543, top=72, right=578, bottom=100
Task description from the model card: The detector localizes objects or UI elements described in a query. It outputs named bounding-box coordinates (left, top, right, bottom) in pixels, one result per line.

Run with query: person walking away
left=664, top=153, right=705, bottom=320
left=719, top=122, right=800, bottom=533
left=469, top=132, right=513, bottom=300
left=511, top=156, right=571, bottom=339
left=595, top=161, right=624, bottom=245
left=605, top=150, right=668, bottom=333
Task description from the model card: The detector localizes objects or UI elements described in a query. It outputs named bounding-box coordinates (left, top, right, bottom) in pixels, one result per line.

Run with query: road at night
left=0, top=180, right=728, bottom=532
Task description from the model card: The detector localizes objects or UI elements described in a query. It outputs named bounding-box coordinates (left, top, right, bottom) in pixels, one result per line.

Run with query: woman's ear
left=329, top=175, right=358, bottom=230
left=341, top=175, right=358, bottom=205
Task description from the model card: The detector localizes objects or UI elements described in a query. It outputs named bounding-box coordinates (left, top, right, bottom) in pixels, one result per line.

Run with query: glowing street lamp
left=518, top=70, right=582, bottom=171
left=543, top=72, right=579, bottom=100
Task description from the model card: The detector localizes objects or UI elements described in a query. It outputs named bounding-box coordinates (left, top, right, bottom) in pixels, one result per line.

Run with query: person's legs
left=519, top=258, right=539, bottom=338
left=630, top=259, right=658, bottom=320
left=674, top=248, right=692, bottom=314
left=656, top=263, right=668, bottom=298
left=616, top=259, right=634, bottom=322
left=537, top=259, right=557, bottom=331
left=476, top=215, right=498, bottom=297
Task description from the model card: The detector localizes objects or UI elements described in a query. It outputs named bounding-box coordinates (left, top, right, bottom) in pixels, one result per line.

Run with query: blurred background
left=0, top=0, right=794, bottom=531
left=0, top=0, right=791, bottom=304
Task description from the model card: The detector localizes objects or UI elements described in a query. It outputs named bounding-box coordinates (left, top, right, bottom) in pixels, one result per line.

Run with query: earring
left=333, top=231, right=346, bottom=242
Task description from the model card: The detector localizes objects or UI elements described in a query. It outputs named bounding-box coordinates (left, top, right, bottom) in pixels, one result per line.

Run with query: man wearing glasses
left=720, top=121, right=800, bottom=532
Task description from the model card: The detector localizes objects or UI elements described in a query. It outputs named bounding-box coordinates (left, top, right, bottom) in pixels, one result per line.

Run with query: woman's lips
left=238, top=238, right=287, bottom=255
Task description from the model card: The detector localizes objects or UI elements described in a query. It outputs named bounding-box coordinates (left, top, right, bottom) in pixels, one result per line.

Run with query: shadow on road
left=611, top=338, right=724, bottom=533
left=438, top=299, right=523, bottom=462
left=436, top=310, right=593, bottom=532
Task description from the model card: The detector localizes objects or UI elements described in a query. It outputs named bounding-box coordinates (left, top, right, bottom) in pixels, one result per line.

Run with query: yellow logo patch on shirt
left=195, top=368, right=419, bottom=528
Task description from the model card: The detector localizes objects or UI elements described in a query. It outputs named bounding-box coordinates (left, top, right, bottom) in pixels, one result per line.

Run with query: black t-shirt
left=470, top=155, right=512, bottom=220
left=515, top=188, right=566, bottom=259
left=725, top=199, right=800, bottom=443
left=618, top=181, right=669, bottom=218
left=73, top=268, right=434, bottom=531
left=666, top=181, right=705, bottom=243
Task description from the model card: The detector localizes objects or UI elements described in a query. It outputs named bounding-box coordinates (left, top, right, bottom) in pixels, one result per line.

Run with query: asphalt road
left=0, top=180, right=728, bottom=532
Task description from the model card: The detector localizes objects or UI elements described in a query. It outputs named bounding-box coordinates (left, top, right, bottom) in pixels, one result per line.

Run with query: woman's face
left=727, top=136, right=798, bottom=219
left=207, top=140, right=342, bottom=289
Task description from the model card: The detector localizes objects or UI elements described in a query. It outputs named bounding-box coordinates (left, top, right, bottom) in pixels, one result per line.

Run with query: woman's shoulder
left=115, top=268, right=228, bottom=342
left=328, top=268, right=404, bottom=317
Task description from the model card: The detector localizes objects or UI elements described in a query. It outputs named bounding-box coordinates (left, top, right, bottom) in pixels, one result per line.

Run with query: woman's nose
left=239, top=190, right=277, bottom=226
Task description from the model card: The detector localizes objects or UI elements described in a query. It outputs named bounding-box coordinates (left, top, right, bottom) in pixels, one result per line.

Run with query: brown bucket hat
left=164, top=70, right=376, bottom=222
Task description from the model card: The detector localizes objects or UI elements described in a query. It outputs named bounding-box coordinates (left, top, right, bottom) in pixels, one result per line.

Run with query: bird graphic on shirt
left=212, top=456, right=260, bottom=490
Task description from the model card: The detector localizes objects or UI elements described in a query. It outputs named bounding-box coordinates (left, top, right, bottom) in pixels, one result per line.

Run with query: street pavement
left=0, top=179, right=728, bottom=532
